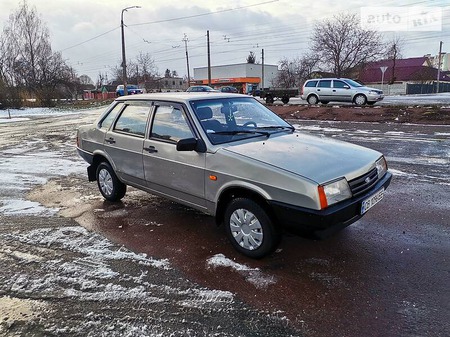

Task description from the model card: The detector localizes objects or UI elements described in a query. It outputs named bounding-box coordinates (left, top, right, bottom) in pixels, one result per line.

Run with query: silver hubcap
left=355, top=95, right=366, bottom=105
left=308, top=96, right=317, bottom=104
left=98, top=168, right=113, bottom=196
left=229, top=208, right=263, bottom=251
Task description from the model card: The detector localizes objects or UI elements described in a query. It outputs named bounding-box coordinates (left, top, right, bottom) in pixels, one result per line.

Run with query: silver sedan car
left=77, top=92, right=392, bottom=258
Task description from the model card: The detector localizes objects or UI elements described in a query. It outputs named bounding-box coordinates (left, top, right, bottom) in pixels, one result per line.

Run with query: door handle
left=144, top=146, right=158, bottom=153
left=333, top=90, right=336, bottom=92
left=317, top=89, right=321, bottom=91
left=105, top=137, right=115, bottom=144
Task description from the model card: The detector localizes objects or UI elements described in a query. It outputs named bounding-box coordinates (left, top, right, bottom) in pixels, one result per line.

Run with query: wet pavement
left=0, top=111, right=449, bottom=336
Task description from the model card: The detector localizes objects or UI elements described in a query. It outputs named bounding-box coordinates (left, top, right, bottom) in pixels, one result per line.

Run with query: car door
left=103, top=102, right=151, bottom=186
left=143, top=103, right=207, bottom=209
left=316, top=80, right=333, bottom=101
left=332, top=80, right=352, bottom=102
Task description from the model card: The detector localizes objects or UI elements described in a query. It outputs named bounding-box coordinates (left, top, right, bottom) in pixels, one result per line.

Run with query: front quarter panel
left=205, top=149, right=321, bottom=212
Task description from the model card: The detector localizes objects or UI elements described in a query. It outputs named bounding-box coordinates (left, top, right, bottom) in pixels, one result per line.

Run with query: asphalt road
left=0, top=110, right=449, bottom=336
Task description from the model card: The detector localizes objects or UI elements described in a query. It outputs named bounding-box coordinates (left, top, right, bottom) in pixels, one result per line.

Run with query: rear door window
left=113, top=104, right=150, bottom=137
left=318, top=80, right=332, bottom=88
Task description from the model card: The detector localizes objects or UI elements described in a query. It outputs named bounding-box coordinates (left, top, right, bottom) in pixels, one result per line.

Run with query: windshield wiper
left=211, top=130, right=271, bottom=137
left=256, top=125, right=295, bottom=132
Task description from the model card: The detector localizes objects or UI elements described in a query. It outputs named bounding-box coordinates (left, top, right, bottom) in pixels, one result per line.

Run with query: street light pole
left=121, top=6, right=141, bottom=96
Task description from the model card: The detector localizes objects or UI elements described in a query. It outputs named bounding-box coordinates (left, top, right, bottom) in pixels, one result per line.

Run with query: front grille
left=349, top=168, right=378, bottom=197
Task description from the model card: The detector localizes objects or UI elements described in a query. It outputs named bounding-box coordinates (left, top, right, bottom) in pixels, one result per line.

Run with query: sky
left=0, top=0, right=449, bottom=83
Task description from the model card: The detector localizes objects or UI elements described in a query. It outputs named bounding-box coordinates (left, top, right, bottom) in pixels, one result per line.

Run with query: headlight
left=318, top=178, right=352, bottom=209
left=376, top=156, right=388, bottom=179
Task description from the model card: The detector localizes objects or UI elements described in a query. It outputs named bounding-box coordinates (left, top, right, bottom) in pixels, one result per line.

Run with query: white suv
left=301, top=78, right=384, bottom=105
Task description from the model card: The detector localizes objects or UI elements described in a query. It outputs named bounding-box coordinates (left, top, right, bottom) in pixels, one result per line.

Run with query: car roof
left=115, top=92, right=250, bottom=104
left=307, top=78, right=351, bottom=81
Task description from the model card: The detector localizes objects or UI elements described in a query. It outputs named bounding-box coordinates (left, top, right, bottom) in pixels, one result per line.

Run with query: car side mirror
left=344, top=85, right=350, bottom=89
left=176, top=138, right=206, bottom=152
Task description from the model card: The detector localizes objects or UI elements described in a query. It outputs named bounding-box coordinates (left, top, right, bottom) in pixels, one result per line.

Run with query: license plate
left=361, top=188, right=385, bottom=214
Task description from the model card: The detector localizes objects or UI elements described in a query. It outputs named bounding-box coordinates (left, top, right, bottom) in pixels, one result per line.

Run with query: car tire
left=307, top=95, right=318, bottom=105
left=96, top=162, right=127, bottom=202
left=224, top=198, right=280, bottom=259
left=281, top=96, right=290, bottom=104
left=354, top=94, right=367, bottom=106
left=265, top=95, right=274, bottom=104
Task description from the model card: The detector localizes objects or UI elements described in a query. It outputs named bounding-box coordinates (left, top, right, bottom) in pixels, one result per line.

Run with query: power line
left=128, top=0, right=279, bottom=27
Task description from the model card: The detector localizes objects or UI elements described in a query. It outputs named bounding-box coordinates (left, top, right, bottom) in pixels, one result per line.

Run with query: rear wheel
left=224, top=198, right=280, bottom=258
left=281, top=96, right=290, bottom=104
left=96, top=162, right=127, bottom=201
left=307, top=95, right=318, bottom=105
left=265, top=95, right=274, bottom=104
left=354, top=94, right=367, bottom=106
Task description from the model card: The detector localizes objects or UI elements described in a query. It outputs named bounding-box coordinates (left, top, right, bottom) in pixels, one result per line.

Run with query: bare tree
left=275, top=54, right=320, bottom=88
left=112, top=52, right=159, bottom=89
left=276, top=58, right=297, bottom=88
left=247, top=51, right=257, bottom=64
left=0, top=0, right=73, bottom=104
left=79, top=74, right=94, bottom=86
left=311, top=13, right=384, bottom=77
left=384, top=37, right=404, bottom=84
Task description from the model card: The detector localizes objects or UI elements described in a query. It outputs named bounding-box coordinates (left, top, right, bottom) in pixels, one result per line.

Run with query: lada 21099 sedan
left=77, top=92, right=392, bottom=258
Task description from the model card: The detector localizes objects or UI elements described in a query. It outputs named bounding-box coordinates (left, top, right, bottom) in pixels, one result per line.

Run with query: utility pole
left=261, top=48, right=265, bottom=90
left=121, top=6, right=141, bottom=96
left=436, top=41, right=443, bottom=93
left=207, top=30, right=212, bottom=86
left=182, top=34, right=191, bottom=87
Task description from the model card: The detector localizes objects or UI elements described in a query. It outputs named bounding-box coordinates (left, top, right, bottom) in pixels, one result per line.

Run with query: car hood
left=360, top=86, right=382, bottom=93
left=221, top=131, right=380, bottom=184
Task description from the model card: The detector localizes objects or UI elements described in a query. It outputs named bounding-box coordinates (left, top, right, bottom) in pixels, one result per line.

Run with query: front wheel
left=354, top=94, right=367, bottom=106
left=265, top=95, right=274, bottom=104
left=96, top=162, right=127, bottom=201
left=224, top=198, right=280, bottom=258
left=281, top=96, right=290, bottom=104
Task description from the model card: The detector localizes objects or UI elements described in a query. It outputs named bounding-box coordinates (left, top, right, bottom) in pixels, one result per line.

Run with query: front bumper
left=367, top=93, right=384, bottom=102
left=269, top=171, right=392, bottom=238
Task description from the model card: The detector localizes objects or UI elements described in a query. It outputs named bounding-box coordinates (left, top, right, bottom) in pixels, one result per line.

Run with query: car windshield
left=190, top=97, right=294, bottom=145
left=344, top=79, right=364, bottom=87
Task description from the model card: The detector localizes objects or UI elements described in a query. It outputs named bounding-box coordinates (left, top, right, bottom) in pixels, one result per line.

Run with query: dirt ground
left=269, top=104, right=450, bottom=125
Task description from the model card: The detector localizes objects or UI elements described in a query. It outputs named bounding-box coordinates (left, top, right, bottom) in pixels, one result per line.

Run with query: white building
left=193, top=63, right=279, bottom=94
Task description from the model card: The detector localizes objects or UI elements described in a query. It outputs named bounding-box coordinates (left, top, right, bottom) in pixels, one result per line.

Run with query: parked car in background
left=219, top=86, right=239, bottom=93
left=301, top=78, right=384, bottom=105
left=186, top=85, right=219, bottom=92
left=77, top=92, right=392, bottom=258
left=116, top=84, right=144, bottom=96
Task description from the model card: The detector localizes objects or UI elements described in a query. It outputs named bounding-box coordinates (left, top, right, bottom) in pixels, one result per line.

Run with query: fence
left=406, top=82, right=450, bottom=95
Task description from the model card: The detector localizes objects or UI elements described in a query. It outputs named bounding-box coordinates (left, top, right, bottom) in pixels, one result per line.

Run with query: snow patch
left=207, top=253, right=276, bottom=289
left=0, top=199, right=59, bottom=216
